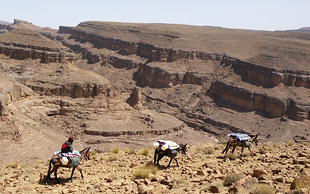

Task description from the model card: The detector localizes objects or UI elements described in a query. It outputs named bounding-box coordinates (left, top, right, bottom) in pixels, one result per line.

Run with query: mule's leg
left=248, top=146, right=253, bottom=157
left=222, top=139, right=232, bottom=155
left=70, top=167, right=76, bottom=182
left=77, top=166, right=84, bottom=179
left=175, top=158, right=179, bottom=167
left=231, top=145, right=236, bottom=153
left=240, top=146, right=244, bottom=157
left=222, top=142, right=229, bottom=154
left=167, top=157, right=173, bottom=168
left=225, top=145, right=232, bottom=155
left=157, top=154, right=164, bottom=166
left=154, top=150, right=158, bottom=165
left=46, top=159, right=53, bottom=184
left=54, top=167, right=60, bottom=184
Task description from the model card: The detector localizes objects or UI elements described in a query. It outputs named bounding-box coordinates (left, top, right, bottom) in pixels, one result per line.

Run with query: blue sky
left=1, top=0, right=309, bottom=31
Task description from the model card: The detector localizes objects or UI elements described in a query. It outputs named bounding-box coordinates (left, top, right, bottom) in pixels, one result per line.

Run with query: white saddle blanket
left=154, top=140, right=180, bottom=150
left=228, top=133, right=251, bottom=141
left=54, top=150, right=81, bottom=157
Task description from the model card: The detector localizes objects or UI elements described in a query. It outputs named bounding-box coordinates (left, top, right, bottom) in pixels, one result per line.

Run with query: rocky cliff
left=0, top=28, right=75, bottom=63
left=52, top=22, right=310, bottom=144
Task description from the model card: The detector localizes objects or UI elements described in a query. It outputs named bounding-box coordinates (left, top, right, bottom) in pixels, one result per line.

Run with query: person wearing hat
left=61, top=136, right=74, bottom=153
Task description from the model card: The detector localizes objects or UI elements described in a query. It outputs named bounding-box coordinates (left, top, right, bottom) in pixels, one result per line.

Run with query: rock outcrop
left=126, top=86, right=145, bottom=110
left=0, top=77, right=33, bottom=116
left=0, top=28, right=75, bottom=63
left=25, top=63, right=111, bottom=98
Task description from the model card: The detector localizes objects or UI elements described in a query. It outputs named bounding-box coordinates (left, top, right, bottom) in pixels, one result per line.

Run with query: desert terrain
left=0, top=19, right=309, bottom=193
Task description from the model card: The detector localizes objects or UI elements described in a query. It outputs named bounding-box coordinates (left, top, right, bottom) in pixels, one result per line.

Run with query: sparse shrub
left=291, top=176, right=310, bottom=190
left=111, top=146, right=120, bottom=154
left=108, top=154, right=119, bottom=161
left=225, top=153, right=238, bottom=160
left=118, top=162, right=127, bottom=167
left=174, top=178, right=189, bottom=188
left=90, top=150, right=98, bottom=159
left=5, top=162, right=19, bottom=168
left=252, top=184, right=276, bottom=194
left=240, top=152, right=250, bottom=157
left=267, top=144, right=274, bottom=151
left=287, top=140, right=293, bottom=146
left=217, top=144, right=225, bottom=151
left=223, top=173, right=245, bottom=186
left=33, top=160, right=40, bottom=169
left=137, top=148, right=149, bottom=156
left=133, top=163, right=157, bottom=179
left=110, top=172, right=120, bottom=180
left=124, top=148, right=136, bottom=154
left=21, top=163, right=28, bottom=168
left=272, top=143, right=279, bottom=149
left=203, top=147, right=215, bottom=155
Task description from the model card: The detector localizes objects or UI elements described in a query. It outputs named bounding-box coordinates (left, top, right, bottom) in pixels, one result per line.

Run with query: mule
left=154, top=143, right=187, bottom=167
left=222, top=134, right=259, bottom=157
left=47, top=147, right=91, bottom=184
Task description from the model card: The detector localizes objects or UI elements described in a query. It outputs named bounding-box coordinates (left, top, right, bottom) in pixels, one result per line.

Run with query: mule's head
left=179, top=144, right=187, bottom=155
left=80, top=147, right=91, bottom=161
left=250, top=134, right=259, bottom=146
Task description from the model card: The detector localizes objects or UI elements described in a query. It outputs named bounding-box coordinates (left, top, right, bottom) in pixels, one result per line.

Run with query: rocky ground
left=1, top=142, right=310, bottom=194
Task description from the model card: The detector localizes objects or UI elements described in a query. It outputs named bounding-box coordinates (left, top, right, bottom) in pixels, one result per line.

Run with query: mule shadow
left=39, top=175, right=72, bottom=185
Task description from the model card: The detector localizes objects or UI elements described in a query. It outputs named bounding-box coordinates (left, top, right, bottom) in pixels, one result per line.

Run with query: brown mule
left=222, top=134, right=259, bottom=157
left=46, top=147, right=90, bottom=184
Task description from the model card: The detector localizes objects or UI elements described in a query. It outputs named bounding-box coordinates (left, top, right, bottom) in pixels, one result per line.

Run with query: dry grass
left=287, top=140, right=294, bottom=146
left=252, top=184, right=276, bottom=194
left=137, top=148, right=149, bottom=156
left=111, top=146, right=120, bottom=154
left=108, top=154, right=119, bottom=161
left=118, top=161, right=127, bottom=167
left=291, top=176, right=310, bottom=190
left=133, top=163, right=158, bottom=179
left=203, top=147, right=215, bottom=155
left=90, top=150, right=98, bottom=159
left=123, top=148, right=136, bottom=154
left=223, top=173, right=245, bottom=186
left=4, top=162, right=19, bottom=169
left=110, top=172, right=120, bottom=180
left=225, top=153, right=238, bottom=160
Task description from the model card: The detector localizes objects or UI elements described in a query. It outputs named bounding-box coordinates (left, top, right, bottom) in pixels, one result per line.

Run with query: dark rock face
left=0, top=42, right=75, bottom=63
left=210, top=81, right=287, bottom=117
left=223, top=56, right=310, bottom=88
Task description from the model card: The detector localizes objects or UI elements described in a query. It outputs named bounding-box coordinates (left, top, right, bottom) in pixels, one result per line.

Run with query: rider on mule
left=61, top=136, right=74, bottom=153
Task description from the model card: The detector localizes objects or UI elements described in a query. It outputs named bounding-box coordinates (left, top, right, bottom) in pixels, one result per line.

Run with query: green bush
left=252, top=184, right=276, bottom=194
left=223, top=173, right=245, bottom=186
